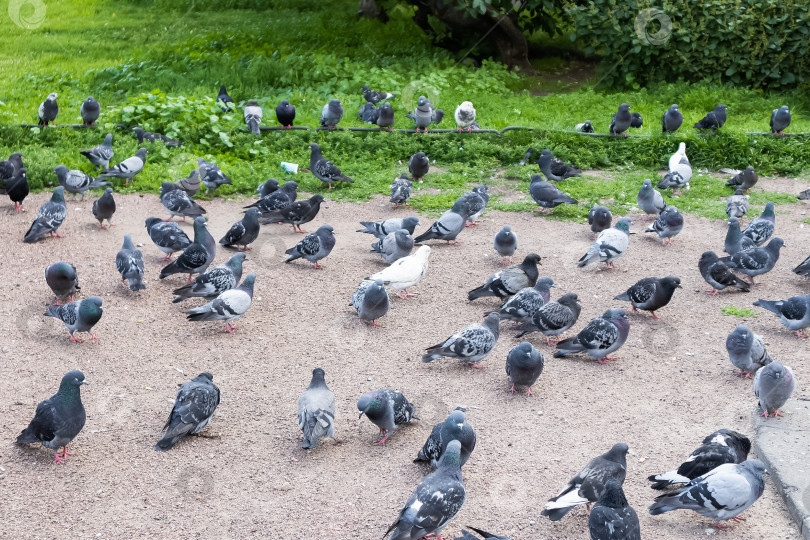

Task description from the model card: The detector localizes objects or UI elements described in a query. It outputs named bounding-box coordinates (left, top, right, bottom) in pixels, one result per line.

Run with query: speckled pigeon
left=24, top=186, right=67, bottom=243
left=159, top=216, right=216, bottom=282
left=184, top=273, right=256, bottom=333
left=358, top=216, right=420, bottom=239
left=260, top=194, right=325, bottom=233
left=699, top=251, right=751, bottom=295
left=362, top=85, right=395, bottom=104
left=455, top=101, right=476, bottom=132
left=515, top=292, right=581, bottom=344
left=350, top=278, right=390, bottom=326
left=415, top=410, right=476, bottom=468
left=116, top=234, right=145, bottom=291
left=726, top=188, right=749, bottom=219
left=422, top=313, right=500, bottom=367
left=308, top=143, right=353, bottom=189
left=456, top=185, right=489, bottom=226
left=37, top=92, right=58, bottom=126
left=145, top=217, right=191, bottom=261
left=614, top=276, right=681, bottom=319
left=499, top=277, right=554, bottom=325
left=246, top=181, right=298, bottom=214
left=553, top=309, right=630, bottom=363
left=79, top=133, right=113, bottom=169
left=172, top=252, right=246, bottom=303
left=44, top=296, right=103, bottom=342
left=588, top=480, right=640, bottom=540
left=720, top=237, right=784, bottom=285
left=357, top=389, right=417, bottom=445
left=389, top=173, right=412, bottom=206
left=726, top=325, right=771, bottom=378
left=133, top=127, right=182, bottom=147
left=54, top=165, right=111, bottom=200
left=219, top=208, right=260, bottom=251
left=645, top=205, right=683, bottom=246
left=244, top=100, right=263, bottom=135
left=742, top=202, right=775, bottom=246
left=753, top=293, right=810, bottom=338
left=198, top=157, right=232, bottom=195
left=155, top=372, right=220, bottom=451
left=285, top=224, right=335, bottom=268
left=724, top=217, right=755, bottom=255
left=160, top=182, right=207, bottom=222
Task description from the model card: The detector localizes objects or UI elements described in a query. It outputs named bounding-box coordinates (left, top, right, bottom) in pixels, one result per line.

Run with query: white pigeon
left=368, top=245, right=431, bottom=298
left=668, top=142, right=689, bottom=171
left=454, top=101, right=476, bottom=132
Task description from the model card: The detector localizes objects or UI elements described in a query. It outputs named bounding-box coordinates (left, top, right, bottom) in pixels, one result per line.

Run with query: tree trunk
left=357, top=0, right=388, bottom=23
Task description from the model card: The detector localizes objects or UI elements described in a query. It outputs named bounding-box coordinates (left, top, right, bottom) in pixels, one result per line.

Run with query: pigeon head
left=103, top=187, right=113, bottom=196
left=670, top=104, right=679, bottom=111
left=239, top=273, right=256, bottom=295
left=529, top=174, right=545, bottom=184
left=394, top=229, right=412, bottom=245
left=618, top=103, right=630, bottom=112
left=328, top=99, right=342, bottom=109
left=195, top=372, right=214, bottom=382
left=510, top=341, right=540, bottom=367
left=437, top=440, right=463, bottom=470
left=226, top=252, right=248, bottom=269
left=500, top=225, right=512, bottom=234
left=160, top=181, right=177, bottom=195
left=584, top=120, right=592, bottom=128
left=47, top=92, right=58, bottom=101
left=121, top=234, right=135, bottom=250
left=602, top=308, right=628, bottom=321
left=614, top=217, right=632, bottom=234
left=558, top=292, right=580, bottom=307
left=522, top=253, right=542, bottom=266
left=402, top=216, right=420, bottom=230
left=660, top=276, right=682, bottom=291
left=54, top=165, right=68, bottom=179
left=482, top=312, right=500, bottom=332
left=763, top=361, right=789, bottom=381
left=58, top=370, right=88, bottom=396
left=133, top=127, right=144, bottom=136
left=85, top=96, right=96, bottom=104
left=310, top=194, right=325, bottom=204
left=192, top=216, right=208, bottom=235
left=51, top=186, right=65, bottom=202
left=445, top=410, right=466, bottom=431
left=380, top=102, right=393, bottom=112
left=414, top=245, right=431, bottom=261
left=357, top=391, right=385, bottom=418
left=417, top=96, right=428, bottom=107
left=699, top=251, right=719, bottom=266
left=282, top=181, right=298, bottom=192
left=244, top=207, right=260, bottom=219
left=762, top=201, right=775, bottom=219
left=766, top=237, right=784, bottom=252
left=279, top=99, right=290, bottom=107
left=219, top=85, right=227, bottom=94
left=79, top=296, right=103, bottom=324
left=316, top=225, right=334, bottom=237
left=535, top=277, right=554, bottom=290
left=606, top=442, right=630, bottom=463
left=597, top=480, right=629, bottom=509
left=308, top=143, right=321, bottom=153
left=145, top=217, right=161, bottom=230
left=135, top=148, right=148, bottom=160
left=726, top=325, right=753, bottom=354
left=715, top=104, right=728, bottom=112
left=641, top=179, right=652, bottom=189
left=245, top=100, right=259, bottom=107
left=361, top=85, right=370, bottom=91
left=741, top=459, right=767, bottom=477
left=734, top=187, right=745, bottom=196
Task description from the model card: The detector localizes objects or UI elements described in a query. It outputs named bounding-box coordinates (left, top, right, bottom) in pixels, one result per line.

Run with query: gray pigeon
left=275, top=99, right=296, bottom=128
left=16, top=370, right=87, bottom=463
left=256, top=178, right=278, bottom=198
left=588, top=480, right=641, bottom=540
left=24, top=186, right=67, bottom=243
left=415, top=410, right=476, bottom=468
left=770, top=105, right=791, bottom=135
left=159, top=216, right=217, bottom=281
left=375, top=102, right=394, bottom=130
left=645, top=205, right=683, bottom=246
left=515, top=292, right=581, bottom=344
left=298, top=368, right=337, bottom=449
left=724, top=216, right=756, bottom=255
left=38, top=92, right=59, bottom=125
left=422, top=313, right=500, bottom=367
left=588, top=204, right=612, bottom=235
left=614, top=276, right=681, bottom=319
left=648, top=429, right=751, bottom=490
left=308, top=143, right=353, bottom=189
left=493, top=225, right=518, bottom=265
left=542, top=443, right=629, bottom=521
left=385, top=440, right=464, bottom=540
left=456, top=185, right=489, bottom=226
left=357, top=216, right=420, bottom=239
left=649, top=460, right=766, bottom=522
left=132, top=127, right=182, bottom=147
left=99, top=148, right=147, bottom=185
left=537, top=149, right=581, bottom=181
left=498, top=277, right=554, bottom=325
left=794, top=255, right=810, bottom=277
left=753, top=293, right=810, bottom=338
left=726, top=188, right=749, bottom=219
left=529, top=175, right=578, bottom=213
left=577, top=217, right=632, bottom=269
left=362, top=85, right=396, bottom=104
left=798, top=188, right=810, bottom=200
left=408, top=95, right=444, bottom=132
left=719, top=237, right=784, bottom=285
left=45, top=262, right=80, bottom=304
left=155, top=372, right=220, bottom=451
left=662, top=104, right=683, bottom=133
left=372, top=229, right=414, bottom=264
left=244, top=100, right=262, bottom=135
left=80, top=96, right=100, bottom=126
left=184, top=273, right=256, bottom=333
left=259, top=194, right=324, bottom=233
left=726, top=166, right=758, bottom=191
left=754, top=361, right=795, bottom=417
left=91, top=187, right=116, bottom=229
left=408, top=151, right=429, bottom=182
left=246, top=181, right=297, bottom=214
left=699, top=251, right=751, bottom=295
left=413, top=200, right=468, bottom=244
left=145, top=217, right=191, bottom=261
left=637, top=179, right=666, bottom=220
left=115, top=234, right=146, bottom=291
left=553, top=309, right=630, bottom=363
left=175, top=170, right=200, bottom=197
left=358, top=102, right=379, bottom=124
left=44, top=296, right=103, bottom=342
left=172, top=252, right=246, bottom=303
left=630, top=112, right=643, bottom=128
left=357, top=388, right=417, bottom=445
left=219, top=208, right=260, bottom=251
left=468, top=253, right=542, bottom=300
left=160, top=181, right=207, bottom=221
left=575, top=121, right=594, bottom=133
left=350, top=279, right=390, bottom=326
left=505, top=341, right=544, bottom=395
left=54, top=165, right=111, bottom=200
left=609, top=104, right=632, bottom=136
left=726, top=325, right=771, bottom=378
left=319, top=99, right=344, bottom=129
left=742, top=202, right=775, bottom=246
left=198, top=157, right=232, bottom=195
left=389, top=173, right=412, bottom=206
left=454, top=101, right=476, bottom=131
left=79, top=133, right=114, bottom=169
left=694, top=104, right=728, bottom=130
left=285, top=225, right=336, bottom=268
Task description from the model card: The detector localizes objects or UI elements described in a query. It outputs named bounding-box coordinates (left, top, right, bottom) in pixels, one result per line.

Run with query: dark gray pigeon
left=362, top=85, right=396, bottom=104
left=357, top=388, right=417, bottom=445
left=385, top=440, right=464, bottom=540
left=357, top=216, right=420, bottom=239
left=415, top=410, right=476, bottom=468
left=198, top=157, right=232, bottom=195
left=542, top=443, right=629, bottom=521
left=0, top=152, right=24, bottom=182
left=529, top=174, right=578, bottom=213
left=794, top=255, right=810, bottom=277
left=256, top=178, right=279, bottom=198
left=648, top=429, right=751, bottom=490
left=216, top=85, right=233, bottom=112
left=372, top=229, right=414, bottom=264
left=637, top=179, right=666, bottom=220
left=468, top=253, right=541, bottom=300
left=38, top=92, right=58, bottom=126
left=91, top=187, right=116, bottom=229
left=576, top=121, right=594, bottom=133
left=219, top=208, right=260, bottom=251
left=506, top=341, right=544, bottom=395
left=454, top=527, right=511, bottom=540
left=350, top=279, right=390, bottom=325
left=99, top=148, right=147, bottom=185
left=662, top=104, right=683, bottom=133
left=726, top=325, right=771, bottom=378
left=115, top=234, right=146, bottom=291
left=493, top=225, right=517, bottom=265
left=246, top=181, right=297, bottom=214
left=630, top=112, right=643, bottom=128
left=413, top=200, right=468, bottom=244
left=588, top=480, right=641, bottom=540
left=724, top=216, right=756, bottom=255
left=3, top=167, right=28, bottom=211
left=499, top=277, right=554, bottom=325
left=155, top=372, right=220, bottom=451
left=694, top=104, right=727, bottom=129
left=423, top=313, right=500, bottom=367
left=172, top=252, right=246, bottom=303
left=184, top=273, right=256, bottom=333
left=80, top=96, right=100, bottom=126
left=408, top=151, right=430, bottom=182
left=174, top=170, right=200, bottom=198
left=726, top=187, right=749, bottom=219
left=145, top=217, right=191, bottom=261
left=244, top=100, right=263, bottom=135
left=614, top=276, right=681, bottom=319
left=79, top=133, right=113, bottom=169
left=742, top=202, right=775, bottom=246
left=719, top=237, right=784, bottom=285
left=553, top=309, right=630, bottom=363
left=770, top=105, right=791, bottom=135
left=798, top=188, right=810, bottom=200
left=308, top=142, right=353, bottom=189
left=54, top=165, right=111, bottom=200
left=515, top=292, right=581, bottom=344
left=375, top=102, right=394, bottom=130
left=726, top=166, right=758, bottom=191
left=577, top=217, right=632, bottom=269
left=16, top=370, right=87, bottom=463
left=298, top=368, right=337, bottom=449
left=457, top=185, right=489, bottom=226
left=259, top=194, right=324, bottom=233
left=285, top=225, right=335, bottom=268
left=408, top=95, right=444, bottom=132
left=609, top=103, right=631, bottom=136
left=753, top=293, right=810, bottom=338
left=699, top=251, right=751, bottom=295
left=160, top=181, right=207, bottom=221
left=588, top=204, right=612, bottom=235
left=24, top=186, right=67, bottom=243
left=275, top=99, right=295, bottom=128
left=46, top=262, right=80, bottom=304
left=754, top=361, right=795, bottom=417
left=133, top=127, right=182, bottom=147
left=389, top=173, right=412, bottom=206
left=44, top=296, right=103, bottom=342
left=319, top=99, right=343, bottom=129
left=537, top=149, right=581, bottom=182
left=645, top=205, right=683, bottom=246
left=159, top=216, right=216, bottom=282
left=518, top=147, right=534, bottom=166
left=358, top=102, right=379, bottom=124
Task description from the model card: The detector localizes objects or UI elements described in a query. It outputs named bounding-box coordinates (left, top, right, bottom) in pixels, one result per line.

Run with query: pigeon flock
left=3, top=87, right=809, bottom=539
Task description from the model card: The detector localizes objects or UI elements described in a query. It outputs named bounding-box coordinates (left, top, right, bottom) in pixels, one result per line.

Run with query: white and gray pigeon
left=408, top=95, right=444, bottom=132
left=79, top=133, right=114, bottom=169
left=515, top=292, right=581, bottom=344
left=160, top=181, right=207, bottom=221
left=614, top=276, right=681, bottom=319
left=637, top=179, right=666, bottom=219
left=159, top=216, right=217, bottom=282
left=198, top=157, right=232, bottom=195
left=372, top=229, right=414, bottom=264
left=537, top=149, right=581, bottom=181
left=320, top=98, right=344, bottom=129
left=350, top=278, right=390, bottom=326
left=662, top=104, right=683, bottom=133
left=694, top=104, right=728, bottom=130
left=529, top=174, right=578, bottom=213
left=554, top=309, right=630, bottom=363
left=219, top=207, right=260, bottom=251
left=385, top=440, right=465, bottom=540
left=499, top=277, right=554, bottom=325
left=357, top=388, right=417, bottom=445
left=649, top=460, right=767, bottom=522
left=80, top=96, right=100, bottom=125
left=145, top=217, right=191, bottom=260
left=408, top=151, right=429, bottom=182
left=588, top=480, right=641, bottom=540
left=753, top=293, right=810, bottom=338
left=175, top=170, right=201, bottom=197
left=91, top=187, right=116, bottom=229
left=542, top=443, right=629, bottom=521
left=243, top=100, right=263, bottom=135
left=172, top=252, right=246, bottom=303
left=16, top=370, right=87, bottom=463
left=38, top=92, right=59, bottom=126
left=742, top=202, right=775, bottom=246
left=246, top=181, right=297, bottom=214
left=588, top=204, right=612, bottom=235
left=669, top=142, right=690, bottom=173
left=646, top=205, right=683, bottom=246
left=24, top=186, right=67, bottom=243
left=285, top=224, right=336, bottom=268
left=185, top=273, right=256, bottom=333
left=415, top=410, right=476, bottom=468
left=468, top=253, right=542, bottom=300
left=770, top=105, right=791, bottom=135
left=413, top=200, right=468, bottom=244
left=658, top=143, right=692, bottom=195
left=155, top=372, right=220, bottom=451
left=44, top=296, right=103, bottom=342
left=389, top=173, right=412, bottom=206
left=753, top=361, right=795, bottom=417
left=719, top=237, right=784, bottom=285
left=724, top=216, right=756, bottom=255
left=577, top=217, right=632, bottom=269
left=422, top=313, right=500, bottom=367
left=115, top=234, right=145, bottom=291
left=575, top=121, right=594, bottom=133
left=99, top=148, right=147, bottom=185
left=367, top=245, right=431, bottom=298
left=298, top=368, right=337, bottom=449
left=357, top=216, right=420, bottom=239
left=362, top=85, right=396, bottom=104
left=493, top=225, right=518, bottom=265
left=699, top=251, right=751, bottom=295
left=648, top=429, right=751, bottom=490
left=726, top=166, right=758, bottom=191
left=726, top=187, right=749, bottom=219
left=609, top=103, right=632, bottom=136
left=54, top=165, right=111, bottom=200
left=455, top=101, right=476, bottom=131
left=505, top=341, right=544, bottom=395
left=307, top=142, right=354, bottom=189
left=726, top=325, right=771, bottom=378
left=45, top=261, right=80, bottom=304
left=456, top=185, right=489, bottom=226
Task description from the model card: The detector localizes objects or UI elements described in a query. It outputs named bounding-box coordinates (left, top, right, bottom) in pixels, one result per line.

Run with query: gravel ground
left=0, top=181, right=807, bottom=539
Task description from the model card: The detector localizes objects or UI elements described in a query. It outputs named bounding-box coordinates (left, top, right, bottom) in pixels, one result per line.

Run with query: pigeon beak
left=81, top=381, right=89, bottom=385
left=358, top=411, right=365, bottom=419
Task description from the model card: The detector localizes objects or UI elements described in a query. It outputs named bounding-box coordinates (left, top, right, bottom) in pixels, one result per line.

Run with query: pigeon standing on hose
left=38, top=92, right=59, bottom=126
left=662, top=104, right=682, bottom=133
left=80, top=96, right=100, bottom=126
left=609, top=103, right=631, bottom=136
left=320, top=99, right=344, bottom=129
left=770, top=105, right=791, bottom=135
left=694, top=104, right=727, bottom=130
left=275, top=99, right=296, bottom=128
left=244, top=100, right=263, bottom=135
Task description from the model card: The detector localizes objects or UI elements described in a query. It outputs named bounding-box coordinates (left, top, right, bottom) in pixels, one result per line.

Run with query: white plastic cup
left=280, top=161, right=298, bottom=174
